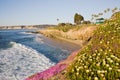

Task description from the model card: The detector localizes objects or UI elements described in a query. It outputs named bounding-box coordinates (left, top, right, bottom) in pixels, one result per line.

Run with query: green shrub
left=55, top=23, right=73, bottom=32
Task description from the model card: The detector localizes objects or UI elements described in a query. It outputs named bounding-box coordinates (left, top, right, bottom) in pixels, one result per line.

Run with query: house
left=96, top=18, right=104, bottom=24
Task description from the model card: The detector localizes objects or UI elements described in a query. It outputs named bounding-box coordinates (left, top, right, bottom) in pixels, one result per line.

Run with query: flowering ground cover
left=25, top=63, right=66, bottom=80
left=66, top=12, right=120, bottom=80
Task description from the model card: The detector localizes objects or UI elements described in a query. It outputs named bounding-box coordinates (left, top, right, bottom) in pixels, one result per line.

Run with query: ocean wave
left=0, top=42, right=55, bottom=80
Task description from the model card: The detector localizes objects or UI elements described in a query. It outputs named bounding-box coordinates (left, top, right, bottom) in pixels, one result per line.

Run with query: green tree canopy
left=74, top=13, right=84, bottom=25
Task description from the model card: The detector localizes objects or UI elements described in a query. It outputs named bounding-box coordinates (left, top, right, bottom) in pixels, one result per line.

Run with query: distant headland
left=0, top=24, right=55, bottom=30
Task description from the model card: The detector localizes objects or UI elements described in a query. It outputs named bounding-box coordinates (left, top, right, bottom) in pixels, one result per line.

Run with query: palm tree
left=91, top=14, right=95, bottom=22
left=104, top=10, right=107, bottom=13
left=114, top=7, right=118, bottom=11
left=98, top=13, right=103, bottom=16
left=107, top=8, right=110, bottom=12
left=112, top=7, right=118, bottom=13
left=57, top=18, right=59, bottom=23
left=112, top=9, right=115, bottom=13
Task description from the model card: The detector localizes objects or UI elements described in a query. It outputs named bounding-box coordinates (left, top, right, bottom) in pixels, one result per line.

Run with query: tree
left=107, top=8, right=110, bottom=12
left=112, top=7, right=118, bottom=13
left=104, top=10, right=107, bottom=13
left=74, top=13, right=84, bottom=25
left=57, top=18, right=59, bottom=23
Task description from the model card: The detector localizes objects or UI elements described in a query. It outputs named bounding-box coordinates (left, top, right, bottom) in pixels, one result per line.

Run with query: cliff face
left=39, top=26, right=97, bottom=46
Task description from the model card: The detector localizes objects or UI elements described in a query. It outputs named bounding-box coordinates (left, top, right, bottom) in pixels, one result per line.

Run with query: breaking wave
left=0, top=42, right=55, bottom=80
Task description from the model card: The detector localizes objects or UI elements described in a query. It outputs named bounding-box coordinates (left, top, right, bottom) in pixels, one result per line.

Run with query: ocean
left=0, top=29, right=80, bottom=80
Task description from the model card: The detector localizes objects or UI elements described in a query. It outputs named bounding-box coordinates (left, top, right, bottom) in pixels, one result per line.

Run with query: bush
left=82, top=21, right=91, bottom=24
left=55, top=23, right=73, bottom=32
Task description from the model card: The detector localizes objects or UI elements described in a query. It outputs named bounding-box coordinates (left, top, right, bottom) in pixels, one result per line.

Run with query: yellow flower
left=110, top=55, right=115, bottom=58
left=84, top=66, right=87, bottom=68
left=96, top=63, right=100, bottom=67
left=77, top=68, right=79, bottom=71
left=104, top=52, right=107, bottom=55
left=97, top=70, right=101, bottom=74
left=78, top=67, right=83, bottom=69
left=109, top=67, right=112, bottom=70
left=116, top=63, right=119, bottom=66
left=109, top=49, right=111, bottom=52
left=76, top=72, right=79, bottom=75
left=101, top=70, right=107, bottom=73
left=103, top=59, right=106, bottom=65
left=106, top=64, right=109, bottom=67
left=86, top=70, right=90, bottom=73
left=98, top=53, right=100, bottom=56
left=107, top=41, right=110, bottom=44
left=93, top=53, right=96, bottom=57
left=100, top=32, right=102, bottom=34
left=78, top=59, right=81, bottom=62
left=72, top=69, right=74, bottom=72
left=110, top=60, right=113, bottom=63
left=89, top=59, right=92, bottom=61
left=100, top=49, right=103, bottom=52
left=89, top=56, right=92, bottom=58
left=117, top=69, right=120, bottom=72
left=108, top=31, right=111, bottom=33
left=94, top=77, right=98, bottom=80
left=100, top=74, right=104, bottom=77
left=91, top=72, right=94, bottom=75
left=111, top=37, right=114, bottom=39
left=100, top=41, right=102, bottom=44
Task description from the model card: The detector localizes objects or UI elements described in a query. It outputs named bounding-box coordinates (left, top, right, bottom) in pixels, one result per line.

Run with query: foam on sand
left=0, top=42, right=55, bottom=80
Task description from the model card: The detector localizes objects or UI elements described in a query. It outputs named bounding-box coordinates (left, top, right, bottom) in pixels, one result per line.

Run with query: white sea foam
left=0, top=42, right=55, bottom=80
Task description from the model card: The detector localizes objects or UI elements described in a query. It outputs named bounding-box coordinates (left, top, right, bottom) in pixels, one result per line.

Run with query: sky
left=0, top=0, right=120, bottom=26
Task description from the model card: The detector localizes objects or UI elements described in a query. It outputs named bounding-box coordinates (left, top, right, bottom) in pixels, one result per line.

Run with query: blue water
left=0, top=29, right=80, bottom=63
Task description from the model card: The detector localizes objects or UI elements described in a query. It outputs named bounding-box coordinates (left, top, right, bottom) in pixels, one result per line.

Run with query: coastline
left=25, top=25, right=97, bottom=80
left=37, top=26, right=97, bottom=47
left=25, top=50, right=80, bottom=80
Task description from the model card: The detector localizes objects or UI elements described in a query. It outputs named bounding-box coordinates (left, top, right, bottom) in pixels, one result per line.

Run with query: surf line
left=25, top=50, right=80, bottom=80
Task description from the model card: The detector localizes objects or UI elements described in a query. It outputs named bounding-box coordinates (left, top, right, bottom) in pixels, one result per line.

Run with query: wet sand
left=36, top=33, right=82, bottom=53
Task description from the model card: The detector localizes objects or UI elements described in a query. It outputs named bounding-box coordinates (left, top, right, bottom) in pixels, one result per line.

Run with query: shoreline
left=25, top=26, right=97, bottom=79
left=38, top=26, right=97, bottom=47
left=52, top=36, right=85, bottom=46
left=35, top=32, right=82, bottom=53
left=25, top=50, right=80, bottom=80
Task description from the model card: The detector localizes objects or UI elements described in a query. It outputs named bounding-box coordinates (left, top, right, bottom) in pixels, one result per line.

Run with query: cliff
left=38, top=25, right=97, bottom=46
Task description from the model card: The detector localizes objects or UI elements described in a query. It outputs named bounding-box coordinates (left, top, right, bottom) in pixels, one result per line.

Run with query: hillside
left=26, top=12, right=120, bottom=80
left=48, top=12, right=120, bottom=80
left=53, top=12, right=120, bottom=80
left=39, top=24, right=97, bottom=46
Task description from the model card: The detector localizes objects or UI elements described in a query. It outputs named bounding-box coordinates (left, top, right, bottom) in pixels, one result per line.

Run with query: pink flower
left=25, top=63, right=66, bottom=80
left=25, top=50, right=80, bottom=80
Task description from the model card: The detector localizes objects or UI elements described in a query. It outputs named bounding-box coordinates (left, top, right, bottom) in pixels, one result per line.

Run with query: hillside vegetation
left=26, top=12, right=120, bottom=80
left=39, top=24, right=97, bottom=46
left=66, top=12, right=120, bottom=80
